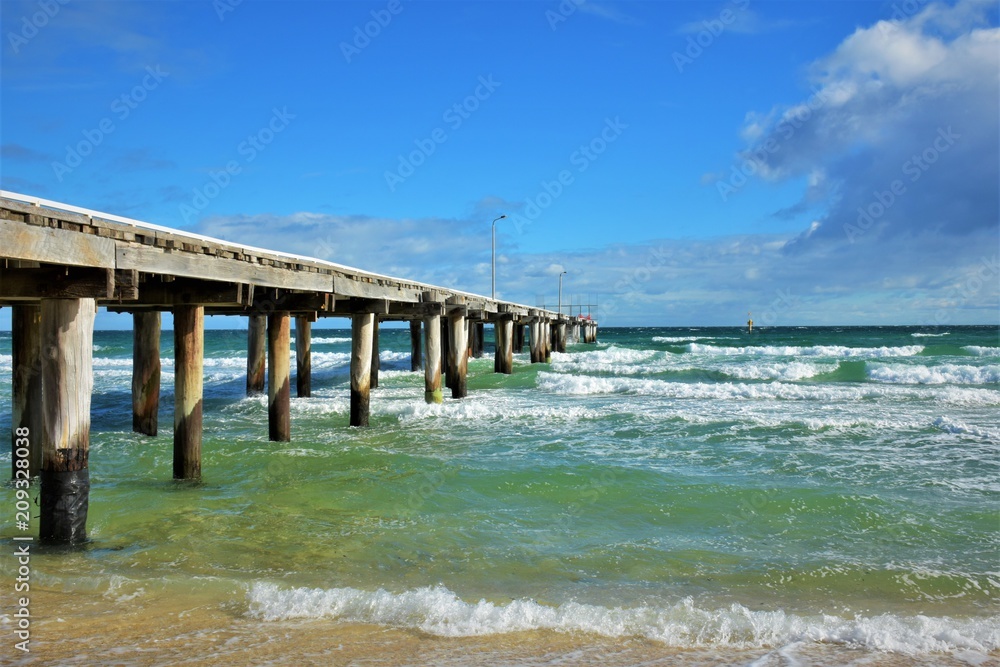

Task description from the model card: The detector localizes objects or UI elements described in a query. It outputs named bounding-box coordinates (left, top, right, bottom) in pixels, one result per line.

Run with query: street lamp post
left=558, top=270, right=567, bottom=316
left=491, top=214, right=507, bottom=300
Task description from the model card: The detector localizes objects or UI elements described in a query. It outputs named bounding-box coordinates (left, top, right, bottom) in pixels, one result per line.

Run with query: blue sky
left=1, top=0, right=997, bottom=328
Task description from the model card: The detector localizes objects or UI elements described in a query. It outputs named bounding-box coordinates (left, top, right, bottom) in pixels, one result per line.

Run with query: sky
left=1, top=0, right=998, bottom=329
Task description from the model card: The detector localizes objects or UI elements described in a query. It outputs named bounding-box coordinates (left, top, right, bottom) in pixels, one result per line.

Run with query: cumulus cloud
left=708, top=0, right=998, bottom=321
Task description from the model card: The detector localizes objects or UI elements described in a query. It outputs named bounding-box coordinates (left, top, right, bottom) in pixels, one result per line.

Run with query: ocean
left=0, top=324, right=998, bottom=666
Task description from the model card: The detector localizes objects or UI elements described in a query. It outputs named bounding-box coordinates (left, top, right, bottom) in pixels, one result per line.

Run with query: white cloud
left=712, top=0, right=997, bottom=322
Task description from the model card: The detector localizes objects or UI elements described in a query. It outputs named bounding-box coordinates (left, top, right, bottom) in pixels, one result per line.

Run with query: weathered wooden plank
left=371, top=317, right=380, bottom=390
left=268, top=312, right=291, bottom=441
left=334, top=298, right=390, bottom=315
left=423, top=313, right=442, bottom=404
left=0, top=218, right=116, bottom=268
left=350, top=313, right=374, bottom=427
left=1, top=199, right=92, bottom=226
left=0, top=267, right=113, bottom=300
left=409, top=320, right=422, bottom=372
left=173, top=305, right=203, bottom=480
left=448, top=311, right=468, bottom=399
left=247, top=314, right=266, bottom=395
left=295, top=316, right=311, bottom=398
left=132, top=312, right=161, bottom=436
left=114, top=269, right=139, bottom=301
left=116, top=244, right=333, bottom=292
left=333, top=276, right=421, bottom=302
left=12, top=304, right=43, bottom=479
left=132, top=278, right=246, bottom=307
left=495, top=316, right=513, bottom=375
left=40, top=298, right=96, bottom=544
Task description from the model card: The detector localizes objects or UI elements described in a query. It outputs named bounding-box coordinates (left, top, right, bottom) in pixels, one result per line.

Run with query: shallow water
left=1, top=325, right=998, bottom=664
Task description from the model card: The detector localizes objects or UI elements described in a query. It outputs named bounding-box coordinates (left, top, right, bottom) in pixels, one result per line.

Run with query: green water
left=1, top=325, right=998, bottom=655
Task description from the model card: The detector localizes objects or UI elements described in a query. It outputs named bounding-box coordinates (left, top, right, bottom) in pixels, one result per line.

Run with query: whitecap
left=868, top=364, right=1000, bottom=385
left=246, top=582, right=1000, bottom=654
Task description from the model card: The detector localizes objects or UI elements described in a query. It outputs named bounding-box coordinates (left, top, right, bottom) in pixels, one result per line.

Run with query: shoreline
left=4, top=585, right=996, bottom=666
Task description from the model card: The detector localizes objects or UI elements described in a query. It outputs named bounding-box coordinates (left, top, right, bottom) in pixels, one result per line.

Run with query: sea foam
left=685, top=343, right=925, bottom=358
left=868, top=364, right=1000, bottom=385
left=535, top=372, right=1000, bottom=406
left=246, top=582, right=1000, bottom=654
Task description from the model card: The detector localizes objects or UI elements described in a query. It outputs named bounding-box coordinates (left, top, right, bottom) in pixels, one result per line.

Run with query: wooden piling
left=495, top=316, right=514, bottom=375
left=173, top=305, right=204, bottom=480
left=423, top=313, right=443, bottom=403
left=514, top=323, right=524, bottom=354
left=39, top=298, right=96, bottom=544
left=448, top=311, right=469, bottom=398
left=529, top=321, right=541, bottom=363
left=350, top=313, right=374, bottom=426
left=442, top=319, right=452, bottom=390
left=12, top=304, right=42, bottom=480
left=542, top=320, right=552, bottom=364
left=371, top=317, right=380, bottom=390
left=268, top=312, right=291, bottom=442
left=246, top=313, right=266, bottom=395
left=295, top=316, right=311, bottom=398
left=409, top=320, right=422, bottom=372
left=473, top=322, right=485, bottom=358
left=556, top=321, right=567, bottom=354
left=131, top=311, right=161, bottom=436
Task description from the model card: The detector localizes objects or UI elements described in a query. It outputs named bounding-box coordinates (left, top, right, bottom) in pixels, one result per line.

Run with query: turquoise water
left=1, top=325, right=998, bottom=659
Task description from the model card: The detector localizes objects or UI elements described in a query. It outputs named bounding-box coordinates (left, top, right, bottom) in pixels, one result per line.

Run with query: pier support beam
left=571, top=322, right=580, bottom=344
left=246, top=314, right=266, bottom=395
left=494, top=316, right=514, bottom=375
left=448, top=310, right=469, bottom=398
left=39, top=298, right=96, bottom=544
left=442, top=319, right=452, bottom=390
left=556, top=321, right=567, bottom=354
left=131, top=312, right=161, bottom=436
left=472, top=322, right=485, bottom=358
left=350, top=313, right=374, bottom=426
left=529, top=321, right=542, bottom=363
left=268, top=312, right=291, bottom=442
left=423, top=313, right=443, bottom=403
left=544, top=320, right=553, bottom=363
left=295, top=316, right=311, bottom=398
left=12, top=304, right=42, bottom=480
left=371, top=317, right=380, bottom=390
left=514, top=323, right=524, bottom=354
left=173, top=305, right=203, bottom=480
left=409, top=320, right=422, bottom=372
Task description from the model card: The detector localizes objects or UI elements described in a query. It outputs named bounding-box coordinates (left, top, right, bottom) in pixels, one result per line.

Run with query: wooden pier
left=0, top=192, right=597, bottom=544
